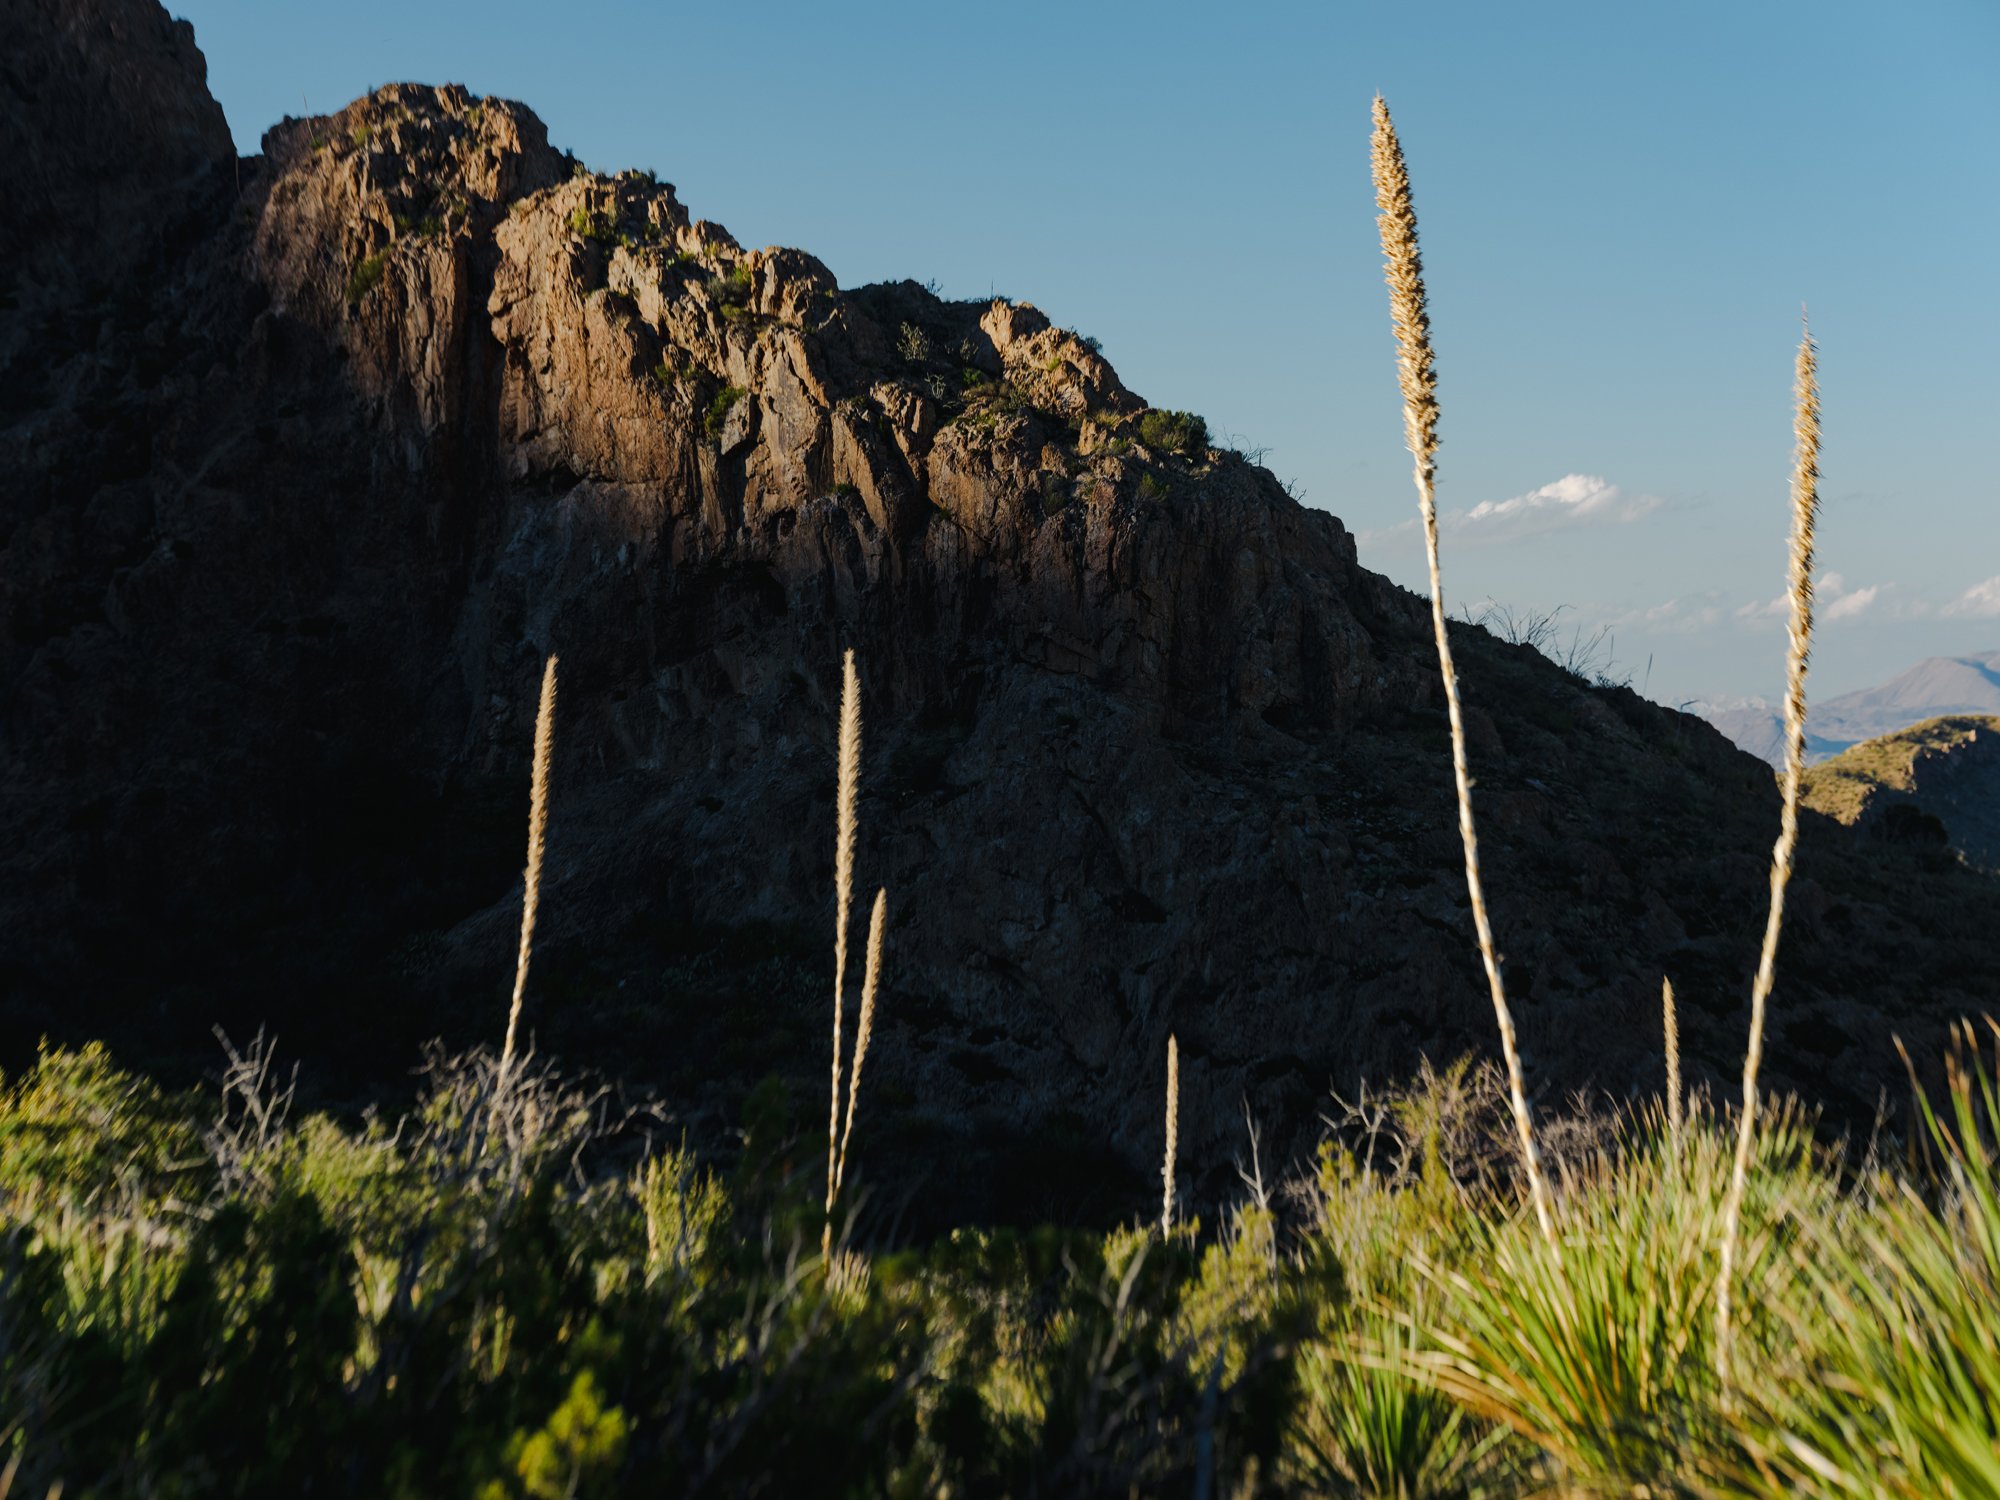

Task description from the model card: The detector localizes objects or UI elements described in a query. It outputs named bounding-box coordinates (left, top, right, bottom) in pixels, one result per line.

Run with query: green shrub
left=346, top=251, right=388, bottom=303
left=0, top=1042, right=201, bottom=1202
left=1135, top=408, right=1208, bottom=457
left=569, top=206, right=618, bottom=243
left=707, top=262, right=755, bottom=312
left=705, top=385, right=746, bottom=438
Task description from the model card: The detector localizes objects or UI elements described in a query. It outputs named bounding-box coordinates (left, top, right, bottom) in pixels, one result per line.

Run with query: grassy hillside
left=1801, top=716, right=2000, bottom=873
left=1800, top=715, right=1999, bottom=823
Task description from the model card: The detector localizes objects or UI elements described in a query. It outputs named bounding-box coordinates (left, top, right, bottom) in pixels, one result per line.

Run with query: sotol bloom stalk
left=825, top=651, right=862, bottom=1256
left=1370, top=96, right=1555, bottom=1243
left=835, top=887, right=888, bottom=1195
left=498, top=653, right=557, bottom=1095
left=1664, top=976, right=1683, bottom=1154
left=1717, top=319, right=1820, bottom=1387
left=1161, top=1033, right=1179, bottom=1234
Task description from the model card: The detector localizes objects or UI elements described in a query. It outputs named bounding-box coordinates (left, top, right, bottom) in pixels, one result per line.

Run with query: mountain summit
left=4, top=0, right=1995, bottom=1221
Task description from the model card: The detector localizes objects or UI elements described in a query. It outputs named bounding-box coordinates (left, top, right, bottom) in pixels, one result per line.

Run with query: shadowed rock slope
left=3, top=0, right=1995, bottom=1227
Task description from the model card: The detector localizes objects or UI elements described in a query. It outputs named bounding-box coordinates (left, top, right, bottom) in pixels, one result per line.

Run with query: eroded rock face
left=0, top=0, right=232, bottom=283
left=4, top=0, right=1996, bottom=1227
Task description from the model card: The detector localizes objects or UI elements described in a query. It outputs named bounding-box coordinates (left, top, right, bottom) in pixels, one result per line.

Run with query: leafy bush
left=345, top=251, right=388, bottom=304
left=568, top=206, right=618, bottom=243
left=1135, top=408, right=1208, bottom=457
left=705, top=385, right=746, bottom=438
left=706, top=262, right=755, bottom=313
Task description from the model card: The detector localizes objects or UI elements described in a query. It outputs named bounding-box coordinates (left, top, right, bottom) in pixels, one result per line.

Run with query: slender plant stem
left=825, top=650, right=861, bottom=1257
left=1162, top=1033, right=1179, bottom=1235
left=1370, top=96, right=1555, bottom=1244
left=1717, top=318, right=1819, bottom=1389
left=1664, top=976, right=1683, bottom=1155
left=498, top=653, right=557, bottom=1097
left=835, top=887, right=887, bottom=1195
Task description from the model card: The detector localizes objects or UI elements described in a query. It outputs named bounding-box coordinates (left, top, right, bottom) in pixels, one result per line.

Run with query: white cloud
left=1736, top=572, right=1882, bottom=624
left=1823, top=582, right=1881, bottom=622
left=1358, top=472, right=1664, bottom=551
left=1460, top=473, right=1663, bottom=537
left=1944, top=576, right=2000, bottom=618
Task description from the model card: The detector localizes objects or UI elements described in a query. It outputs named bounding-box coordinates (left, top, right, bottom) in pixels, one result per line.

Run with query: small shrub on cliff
left=568, top=206, right=617, bottom=243
left=705, top=385, right=746, bottom=438
left=1134, top=408, right=1208, bottom=457
left=706, top=262, right=755, bottom=313
left=345, top=251, right=388, bottom=304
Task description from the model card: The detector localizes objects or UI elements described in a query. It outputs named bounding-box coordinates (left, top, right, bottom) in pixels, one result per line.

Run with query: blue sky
left=174, top=0, right=1999, bottom=704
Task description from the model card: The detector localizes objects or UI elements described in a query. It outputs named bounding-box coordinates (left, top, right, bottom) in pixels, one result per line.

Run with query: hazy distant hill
left=1697, top=652, right=2000, bottom=766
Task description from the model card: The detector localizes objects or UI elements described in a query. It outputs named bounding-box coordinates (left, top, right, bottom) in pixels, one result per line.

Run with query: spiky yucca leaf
left=1293, top=1304, right=1515, bottom=1499
left=1407, top=1104, right=1828, bottom=1491
left=1738, top=1026, right=2000, bottom=1498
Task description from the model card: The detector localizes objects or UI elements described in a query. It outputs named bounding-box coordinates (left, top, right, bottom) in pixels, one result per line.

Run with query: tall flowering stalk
left=825, top=650, right=862, bottom=1256
left=835, top=887, right=888, bottom=1195
left=1162, top=1033, right=1180, bottom=1235
left=1370, top=96, right=1555, bottom=1244
left=1717, top=318, right=1820, bottom=1388
left=1664, top=977, right=1683, bottom=1154
left=498, top=653, right=558, bottom=1097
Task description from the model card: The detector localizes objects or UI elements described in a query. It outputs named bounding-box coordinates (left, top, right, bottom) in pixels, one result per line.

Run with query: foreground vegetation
left=4, top=1030, right=1999, bottom=1497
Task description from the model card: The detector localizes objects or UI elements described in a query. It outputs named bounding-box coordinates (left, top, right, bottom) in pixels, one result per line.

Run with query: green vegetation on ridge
left=1801, top=713, right=1999, bottom=824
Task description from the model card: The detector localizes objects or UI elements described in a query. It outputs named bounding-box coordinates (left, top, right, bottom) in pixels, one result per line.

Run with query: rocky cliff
left=4, top=0, right=1995, bottom=1226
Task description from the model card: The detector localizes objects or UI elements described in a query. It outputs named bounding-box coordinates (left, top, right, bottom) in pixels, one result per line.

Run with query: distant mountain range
left=1695, top=652, right=2000, bottom=765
